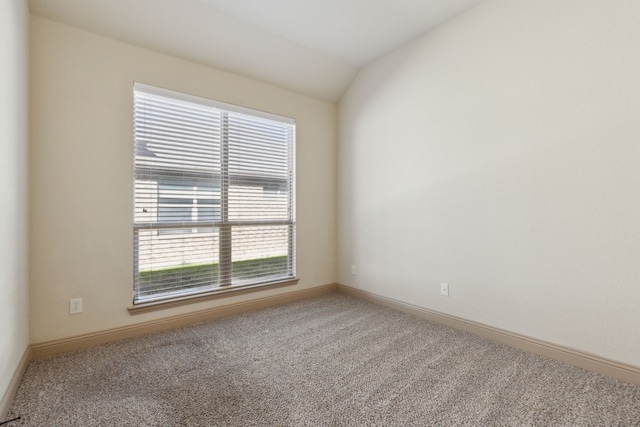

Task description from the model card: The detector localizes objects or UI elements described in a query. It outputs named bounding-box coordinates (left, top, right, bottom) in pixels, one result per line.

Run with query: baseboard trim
left=31, top=283, right=337, bottom=360
left=337, top=284, right=640, bottom=386
left=0, top=346, right=30, bottom=421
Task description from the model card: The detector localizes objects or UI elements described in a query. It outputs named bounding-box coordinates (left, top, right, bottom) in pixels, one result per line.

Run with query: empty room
left=2, top=0, right=639, bottom=425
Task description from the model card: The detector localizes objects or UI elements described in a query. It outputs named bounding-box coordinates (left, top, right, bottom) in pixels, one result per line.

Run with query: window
left=133, top=83, right=295, bottom=304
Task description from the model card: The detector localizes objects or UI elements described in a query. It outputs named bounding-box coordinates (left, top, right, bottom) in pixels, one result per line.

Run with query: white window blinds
left=133, top=83, right=295, bottom=304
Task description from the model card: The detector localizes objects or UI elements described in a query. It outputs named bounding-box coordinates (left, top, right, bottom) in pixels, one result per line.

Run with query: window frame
left=131, top=83, right=297, bottom=312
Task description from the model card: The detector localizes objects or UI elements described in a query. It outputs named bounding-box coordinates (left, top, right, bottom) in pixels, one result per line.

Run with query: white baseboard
left=337, top=284, right=640, bottom=386
left=31, top=283, right=337, bottom=359
left=0, top=347, right=30, bottom=421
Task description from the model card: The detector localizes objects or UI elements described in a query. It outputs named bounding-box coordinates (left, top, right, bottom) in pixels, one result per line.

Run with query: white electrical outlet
left=70, top=298, right=83, bottom=314
left=440, top=283, right=449, bottom=297
left=351, top=264, right=357, bottom=275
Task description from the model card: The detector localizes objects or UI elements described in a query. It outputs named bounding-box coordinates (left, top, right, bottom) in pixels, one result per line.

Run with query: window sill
left=128, top=278, right=299, bottom=315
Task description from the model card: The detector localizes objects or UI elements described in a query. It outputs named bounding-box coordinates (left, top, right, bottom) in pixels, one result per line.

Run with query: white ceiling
left=28, top=0, right=484, bottom=102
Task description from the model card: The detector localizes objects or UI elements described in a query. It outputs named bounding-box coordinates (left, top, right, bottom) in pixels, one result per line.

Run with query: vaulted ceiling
left=28, top=0, right=484, bottom=102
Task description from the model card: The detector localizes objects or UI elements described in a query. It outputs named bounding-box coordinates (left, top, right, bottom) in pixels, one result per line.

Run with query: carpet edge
left=336, top=284, right=640, bottom=386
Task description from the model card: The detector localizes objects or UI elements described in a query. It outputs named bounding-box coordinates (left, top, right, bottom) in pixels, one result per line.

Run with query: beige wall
left=29, top=16, right=337, bottom=343
left=0, top=0, right=29, bottom=402
left=338, top=0, right=640, bottom=367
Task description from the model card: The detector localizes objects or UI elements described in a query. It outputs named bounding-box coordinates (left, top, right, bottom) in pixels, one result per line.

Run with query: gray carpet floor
left=7, top=292, right=640, bottom=426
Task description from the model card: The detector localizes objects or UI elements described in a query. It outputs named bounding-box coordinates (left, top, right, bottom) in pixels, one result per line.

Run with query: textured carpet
left=8, top=293, right=640, bottom=426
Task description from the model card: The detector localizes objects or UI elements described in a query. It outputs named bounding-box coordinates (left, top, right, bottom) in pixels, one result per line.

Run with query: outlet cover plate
left=70, top=298, right=83, bottom=314
left=440, top=283, right=449, bottom=297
